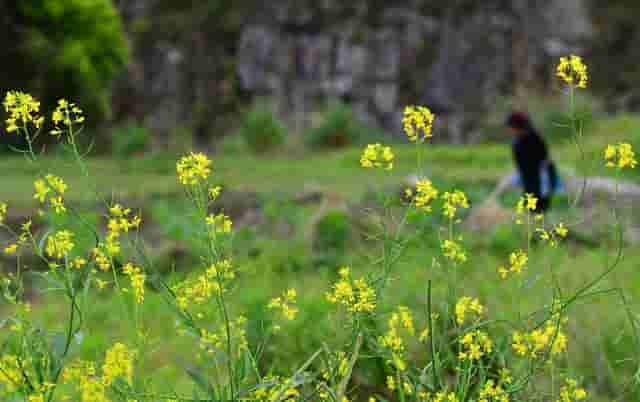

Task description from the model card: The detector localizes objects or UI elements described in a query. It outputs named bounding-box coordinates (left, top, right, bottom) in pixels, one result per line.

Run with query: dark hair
left=506, top=112, right=532, bottom=131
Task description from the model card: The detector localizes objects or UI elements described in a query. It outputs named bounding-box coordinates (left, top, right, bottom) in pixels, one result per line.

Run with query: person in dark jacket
left=505, top=112, right=559, bottom=213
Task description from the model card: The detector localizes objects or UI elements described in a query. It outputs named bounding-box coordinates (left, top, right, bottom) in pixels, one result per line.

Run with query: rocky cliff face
left=114, top=0, right=592, bottom=145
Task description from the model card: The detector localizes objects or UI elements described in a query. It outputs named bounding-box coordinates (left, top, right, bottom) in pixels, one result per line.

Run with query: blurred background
left=2, top=2, right=640, bottom=401
left=1, top=0, right=639, bottom=152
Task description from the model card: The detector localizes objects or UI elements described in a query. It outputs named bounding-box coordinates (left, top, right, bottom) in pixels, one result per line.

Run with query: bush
left=313, top=209, right=352, bottom=255
left=239, top=103, right=286, bottom=153
left=539, top=92, right=600, bottom=142
left=3, top=0, right=129, bottom=118
left=307, top=101, right=362, bottom=149
left=110, top=120, right=150, bottom=157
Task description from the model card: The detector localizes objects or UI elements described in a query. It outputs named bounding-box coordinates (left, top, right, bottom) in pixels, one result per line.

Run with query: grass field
left=2, top=114, right=640, bottom=401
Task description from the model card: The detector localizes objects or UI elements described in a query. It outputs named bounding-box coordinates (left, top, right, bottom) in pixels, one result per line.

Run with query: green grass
left=2, top=114, right=640, bottom=400
left=3, top=113, right=639, bottom=208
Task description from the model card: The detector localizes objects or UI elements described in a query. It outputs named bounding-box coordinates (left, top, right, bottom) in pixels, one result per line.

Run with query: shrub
left=306, top=101, right=362, bottom=149
left=312, top=209, right=352, bottom=268
left=3, top=0, right=128, bottom=117
left=239, top=102, right=286, bottom=153
left=110, top=120, right=150, bottom=157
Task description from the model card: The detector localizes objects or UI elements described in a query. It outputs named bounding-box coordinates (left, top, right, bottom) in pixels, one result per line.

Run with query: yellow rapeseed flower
left=268, top=288, right=299, bottom=321
left=360, top=143, right=394, bottom=170
left=407, top=179, right=439, bottom=212
left=173, top=259, right=235, bottom=310
left=455, top=296, right=484, bottom=326
left=512, top=321, right=567, bottom=359
left=122, top=263, right=146, bottom=304
left=27, top=394, right=45, bottom=402
left=326, top=267, right=376, bottom=314
left=458, top=330, right=493, bottom=361
left=4, top=243, right=18, bottom=255
left=442, top=190, right=469, bottom=219
left=0, top=355, right=22, bottom=393
left=403, top=105, right=435, bottom=143
left=206, top=213, right=233, bottom=234
left=556, top=55, right=588, bottom=89
left=498, top=249, right=528, bottom=279
left=50, top=98, right=85, bottom=136
left=102, top=342, right=135, bottom=386
left=441, top=239, right=467, bottom=264
left=33, top=174, right=68, bottom=214
left=379, top=306, right=415, bottom=371
left=604, top=142, right=637, bottom=169
left=0, top=202, right=7, bottom=224
left=177, top=152, right=212, bottom=185
left=516, top=193, right=537, bottom=215
left=3, top=91, right=44, bottom=133
left=478, top=379, right=510, bottom=402
left=209, top=185, right=222, bottom=200
left=556, top=378, right=587, bottom=402
left=45, top=230, right=75, bottom=260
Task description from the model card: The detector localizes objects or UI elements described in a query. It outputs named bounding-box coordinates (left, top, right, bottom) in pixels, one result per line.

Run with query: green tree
left=0, top=0, right=128, bottom=120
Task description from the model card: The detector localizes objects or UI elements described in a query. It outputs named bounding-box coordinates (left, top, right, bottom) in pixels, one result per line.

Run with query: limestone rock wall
left=113, top=0, right=593, bottom=145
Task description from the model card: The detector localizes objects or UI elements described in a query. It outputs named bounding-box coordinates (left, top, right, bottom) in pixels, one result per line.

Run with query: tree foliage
left=0, top=0, right=128, bottom=119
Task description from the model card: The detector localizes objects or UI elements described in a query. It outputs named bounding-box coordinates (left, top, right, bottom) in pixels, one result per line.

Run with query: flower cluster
left=0, top=202, right=6, bottom=225
left=50, top=98, right=85, bottom=136
left=92, top=204, right=142, bottom=272
left=441, top=239, right=467, bottom=264
left=442, top=190, right=469, bottom=219
left=62, top=360, right=108, bottom=402
left=174, top=259, right=235, bottom=310
left=455, top=296, right=484, bottom=326
left=604, top=142, right=637, bottom=169
left=248, top=375, right=300, bottom=402
left=62, top=343, right=135, bottom=402
left=268, top=288, right=299, bottom=321
left=556, top=378, right=587, bottom=402
left=478, top=379, right=510, bottom=402
left=206, top=213, right=233, bottom=234
left=459, top=330, right=493, bottom=361
left=102, top=343, right=135, bottom=386
left=379, top=306, right=415, bottom=371
left=177, top=152, right=212, bottom=185
left=326, top=267, right=376, bottom=314
left=498, top=249, right=528, bottom=279
left=512, top=321, right=568, bottom=359
left=536, top=223, right=569, bottom=247
left=317, top=351, right=351, bottom=400
left=4, top=220, right=33, bottom=256
left=556, top=55, right=588, bottom=89
left=122, top=263, right=146, bottom=304
left=406, top=179, right=439, bottom=212
left=2, top=91, right=44, bottom=133
left=209, top=185, right=222, bottom=200
left=403, top=105, right=435, bottom=143
left=421, top=391, right=459, bottom=402
left=34, top=174, right=68, bottom=214
left=516, top=193, right=537, bottom=215
left=0, top=355, right=22, bottom=394
left=199, top=316, right=248, bottom=357
left=45, top=230, right=75, bottom=260
left=360, top=143, right=394, bottom=170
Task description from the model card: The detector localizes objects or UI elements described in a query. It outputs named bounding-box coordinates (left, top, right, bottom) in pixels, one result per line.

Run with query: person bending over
left=504, top=112, right=560, bottom=213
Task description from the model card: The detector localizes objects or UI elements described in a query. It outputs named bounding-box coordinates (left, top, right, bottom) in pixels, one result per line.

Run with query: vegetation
left=0, top=1, right=128, bottom=119
left=238, top=103, right=286, bottom=153
left=1, top=56, right=640, bottom=402
left=306, top=101, right=363, bottom=149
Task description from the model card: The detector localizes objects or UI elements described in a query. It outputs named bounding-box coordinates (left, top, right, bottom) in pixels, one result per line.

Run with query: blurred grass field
left=2, top=114, right=640, bottom=400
